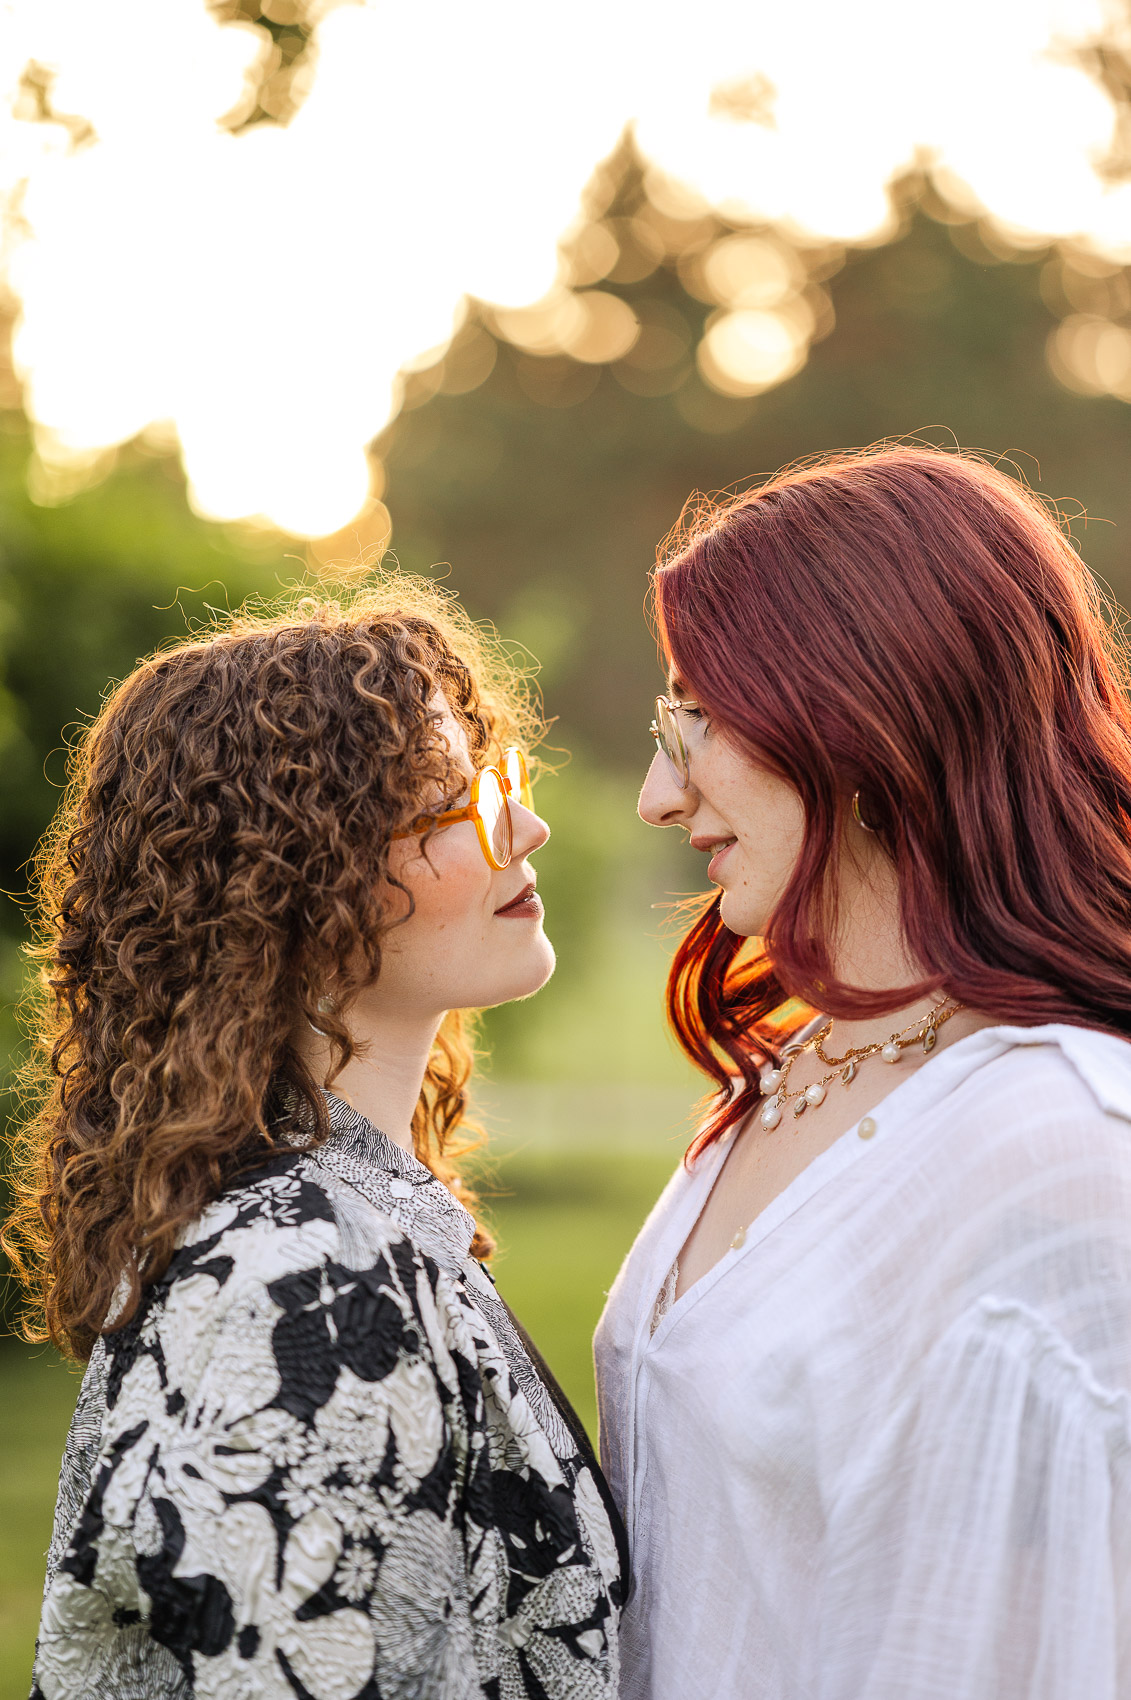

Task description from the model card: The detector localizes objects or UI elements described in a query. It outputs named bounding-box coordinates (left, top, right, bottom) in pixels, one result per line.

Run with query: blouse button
left=857, top=1117, right=877, bottom=1140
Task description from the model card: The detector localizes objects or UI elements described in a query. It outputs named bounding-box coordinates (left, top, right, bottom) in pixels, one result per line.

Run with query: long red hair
left=655, top=447, right=1131, bottom=1155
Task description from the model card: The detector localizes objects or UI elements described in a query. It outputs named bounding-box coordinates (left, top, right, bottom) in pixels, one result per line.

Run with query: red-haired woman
left=8, top=583, right=624, bottom=1700
left=596, top=447, right=1131, bottom=1700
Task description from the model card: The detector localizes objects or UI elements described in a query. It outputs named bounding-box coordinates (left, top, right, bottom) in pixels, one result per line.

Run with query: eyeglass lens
left=654, top=697, right=690, bottom=787
left=503, top=747, right=533, bottom=811
left=478, top=768, right=513, bottom=866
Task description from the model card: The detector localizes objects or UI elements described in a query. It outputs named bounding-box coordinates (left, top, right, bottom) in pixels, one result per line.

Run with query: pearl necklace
left=758, top=997, right=963, bottom=1131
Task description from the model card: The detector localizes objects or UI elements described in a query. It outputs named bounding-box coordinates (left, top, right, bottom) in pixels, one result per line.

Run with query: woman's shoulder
left=1008, top=1021, right=1131, bottom=1117
left=182, top=1138, right=471, bottom=1271
left=945, top=1022, right=1131, bottom=1156
left=180, top=1144, right=389, bottom=1278
left=880, top=1024, right=1131, bottom=1275
left=94, top=1149, right=479, bottom=1477
left=129, top=1147, right=461, bottom=1375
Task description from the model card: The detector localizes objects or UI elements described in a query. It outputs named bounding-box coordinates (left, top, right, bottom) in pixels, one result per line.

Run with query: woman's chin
left=478, top=936, right=557, bottom=1009
left=717, top=891, right=760, bottom=938
left=517, top=935, right=557, bottom=999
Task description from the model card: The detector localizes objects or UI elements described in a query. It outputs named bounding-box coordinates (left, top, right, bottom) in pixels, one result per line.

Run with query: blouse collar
left=310, top=1088, right=479, bottom=1273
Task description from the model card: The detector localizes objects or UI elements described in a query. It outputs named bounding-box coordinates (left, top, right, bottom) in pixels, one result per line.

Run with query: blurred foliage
left=475, top=760, right=699, bottom=1082
left=379, top=159, right=1131, bottom=772
left=0, top=433, right=289, bottom=940
left=0, top=1342, right=81, bottom=1695
left=211, top=0, right=326, bottom=130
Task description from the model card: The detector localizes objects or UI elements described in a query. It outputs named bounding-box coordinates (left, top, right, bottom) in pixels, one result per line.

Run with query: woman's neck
left=295, top=1001, right=443, bottom=1155
left=806, top=996, right=989, bottom=1061
left=805, top=873, right=993, bottom=1062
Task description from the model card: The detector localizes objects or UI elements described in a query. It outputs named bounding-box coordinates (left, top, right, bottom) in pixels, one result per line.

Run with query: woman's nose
left=512, top=801, right=550, bottom=859
left=639, top=750, right=697, bottom=827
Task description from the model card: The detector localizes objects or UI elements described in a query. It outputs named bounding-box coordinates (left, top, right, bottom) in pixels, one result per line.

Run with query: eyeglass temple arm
left=394, top=761, right=520, bottom=838
left=393, top=799, right=478, bottom=839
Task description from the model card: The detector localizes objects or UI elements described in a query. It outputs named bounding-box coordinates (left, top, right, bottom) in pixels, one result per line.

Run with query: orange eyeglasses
left=392, top=746, right=533, bottom=871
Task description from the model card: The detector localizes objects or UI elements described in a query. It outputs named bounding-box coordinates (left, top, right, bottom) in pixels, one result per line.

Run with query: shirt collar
left=320, top=1090, right=434, bottom=1181
left=310, top=1089, right=478, bottom=1271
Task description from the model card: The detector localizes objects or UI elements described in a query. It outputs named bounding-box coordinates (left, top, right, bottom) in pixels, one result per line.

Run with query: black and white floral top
left=33, top=1094, right=626, bottom=1700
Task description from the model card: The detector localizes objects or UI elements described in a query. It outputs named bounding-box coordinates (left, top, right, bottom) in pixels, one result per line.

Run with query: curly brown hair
left=3, top=575, right=539, bottom=1360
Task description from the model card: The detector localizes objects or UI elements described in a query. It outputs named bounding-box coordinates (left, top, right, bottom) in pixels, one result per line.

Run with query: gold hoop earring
left=851, top=790, right=876, bottom=832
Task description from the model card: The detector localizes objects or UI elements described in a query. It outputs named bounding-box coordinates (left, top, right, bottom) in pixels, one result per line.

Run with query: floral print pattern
left=33, top=1096, right=625, bottom=1699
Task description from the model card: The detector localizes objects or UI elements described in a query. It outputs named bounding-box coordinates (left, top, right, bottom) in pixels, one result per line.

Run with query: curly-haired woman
left=597, top=447, right=1131, bottom=1700
left=7, top=582, right=625, bottom=1700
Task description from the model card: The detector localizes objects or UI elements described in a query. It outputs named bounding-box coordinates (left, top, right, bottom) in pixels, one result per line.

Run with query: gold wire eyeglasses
left=393, top=746, right=533, bottom=871
left=650, top=695, right=692, bottom=789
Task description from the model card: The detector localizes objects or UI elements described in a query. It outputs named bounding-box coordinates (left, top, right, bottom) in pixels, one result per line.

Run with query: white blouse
left=594, top=1024, right=1131, bottom=1700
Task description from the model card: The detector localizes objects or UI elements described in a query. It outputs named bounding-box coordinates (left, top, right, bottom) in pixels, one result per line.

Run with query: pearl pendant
left=842, top=1060, right=858, bottom=1085
left=804, top=1082, right=827, bottom=1106
left=760, top=1100, right=783, bottom=1131
left=792, top=1095, right=808, bottom=1118
left=760, top=1069, right=782, bottom=1096
left=881, top=1041, right=902, bottom=1064
left=922, top=1027, right=937, bottom=1054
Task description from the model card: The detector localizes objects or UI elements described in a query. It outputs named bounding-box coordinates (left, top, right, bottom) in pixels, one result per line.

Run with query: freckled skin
left=637, top=692, right=992, bottom=1294
left=364, top=702, right=556, bottom=1022
left=639, top=712, right=807, bottom=938
left=295, top=696, right=555, bottom=1152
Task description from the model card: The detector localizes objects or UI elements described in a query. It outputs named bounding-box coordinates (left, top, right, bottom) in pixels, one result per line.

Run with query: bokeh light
left=2, top=0, right=1131, bottom=535
left=697, top=307, right=808, bottom=398
left=1050, top=313, right=1131, bottom=399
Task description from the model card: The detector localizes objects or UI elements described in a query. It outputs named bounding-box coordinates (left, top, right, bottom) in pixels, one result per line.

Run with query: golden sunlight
left=1, top=0, right=1128, bottom=536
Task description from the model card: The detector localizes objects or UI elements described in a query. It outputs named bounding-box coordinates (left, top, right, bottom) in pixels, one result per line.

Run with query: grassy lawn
left=476, top=1143, right=678, bottom=1434
left=0, top=1142, right=679, bottom=1699
left=0, top=1348, right=83, bottom=1700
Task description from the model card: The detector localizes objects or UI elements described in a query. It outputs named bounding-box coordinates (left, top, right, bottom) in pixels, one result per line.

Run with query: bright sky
left=0, top=0, right=1128, bottom=535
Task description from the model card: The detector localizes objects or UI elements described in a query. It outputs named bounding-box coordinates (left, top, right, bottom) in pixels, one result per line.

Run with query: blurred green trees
left=0, top=436, right=287, bottom=944
left=381, top=170, right=1131, bottom=775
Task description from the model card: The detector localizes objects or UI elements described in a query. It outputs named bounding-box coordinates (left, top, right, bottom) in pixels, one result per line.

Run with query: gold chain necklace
left=758, top=997, right=964, bottom=1131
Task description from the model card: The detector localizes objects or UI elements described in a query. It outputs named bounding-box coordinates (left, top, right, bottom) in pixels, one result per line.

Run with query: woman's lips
left=706, top=839, right=737, bottom=883
left=494, top=881, right=543, bottom=919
